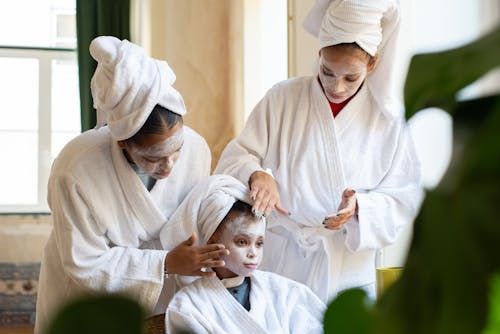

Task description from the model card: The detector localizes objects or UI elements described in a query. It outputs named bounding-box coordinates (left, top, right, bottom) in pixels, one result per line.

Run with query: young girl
left=215, top=0, right=423, bottom=301
left=161, top=175, right=325, bottom=334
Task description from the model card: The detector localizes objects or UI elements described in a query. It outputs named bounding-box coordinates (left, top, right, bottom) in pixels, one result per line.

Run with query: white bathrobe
left=215, top=76, right=422, bottom=302
left=34, top=126, right=210, bottom=334
left=165, top=270, right=325, bottom=334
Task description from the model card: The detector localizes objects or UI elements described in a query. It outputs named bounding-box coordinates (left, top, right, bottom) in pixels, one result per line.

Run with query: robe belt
left=272, top=217, right=340, bottom=256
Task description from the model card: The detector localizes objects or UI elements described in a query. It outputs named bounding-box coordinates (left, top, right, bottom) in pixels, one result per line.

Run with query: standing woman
left=215, top=0, right=423, bottom=302
left=35, top=36, right=228, bottom=333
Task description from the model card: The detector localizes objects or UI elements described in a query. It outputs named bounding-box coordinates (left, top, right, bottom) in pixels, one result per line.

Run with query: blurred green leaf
left=404, top=25, right=500, bottom=118
left=323, top=289, right=374, bottom=334
left=45, top=294, right=145, bottom=334
left=483, top=273, right=500, bottom=334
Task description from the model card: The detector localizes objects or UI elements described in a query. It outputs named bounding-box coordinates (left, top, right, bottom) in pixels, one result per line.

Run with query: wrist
left=164, top=253, right=172, bottom=278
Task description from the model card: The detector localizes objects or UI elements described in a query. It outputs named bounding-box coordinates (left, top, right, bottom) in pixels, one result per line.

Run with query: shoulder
left=169, top=277, right=212, bottom=307
left=254, top=271, right=320, bottom=298
left=51, top=127, right=113, bottom=177
left=266, top=76, right=315, bottom=97
left=182, top=126, right=210, bottom=155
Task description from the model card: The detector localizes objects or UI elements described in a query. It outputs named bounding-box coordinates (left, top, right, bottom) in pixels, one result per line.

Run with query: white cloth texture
left=303, top=0, right=402, bottom=120
left=215, top=76, right=423, bottom=303
left=90, top=36, right=186, bottom=140
left=165, top=270, right=325, bottom=334
left=34, top=126, right=211, bottom=334
left=160, top=174, right=252, bottom=249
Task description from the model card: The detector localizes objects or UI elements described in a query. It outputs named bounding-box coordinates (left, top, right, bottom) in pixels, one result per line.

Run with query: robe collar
left=111, top=139, right=167, bottom=237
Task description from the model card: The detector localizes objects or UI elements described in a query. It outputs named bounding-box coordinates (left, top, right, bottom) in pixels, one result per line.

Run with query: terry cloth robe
left=165, top=270, right=325, bottom=334
left=34, top=125, right=210, bottom=334
left=215, top=76, right=423, bottom=302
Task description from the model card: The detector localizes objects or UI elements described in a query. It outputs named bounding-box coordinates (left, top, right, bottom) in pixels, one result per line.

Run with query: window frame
left=0, top=45, right=78, bottom=213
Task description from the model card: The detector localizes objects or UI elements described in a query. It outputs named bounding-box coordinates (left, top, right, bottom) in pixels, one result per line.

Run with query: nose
left=247, top=247, right=256, bottom=258
left=159, top=156, right=175, bottom=170
left=333, top=79, right=346, bottom=94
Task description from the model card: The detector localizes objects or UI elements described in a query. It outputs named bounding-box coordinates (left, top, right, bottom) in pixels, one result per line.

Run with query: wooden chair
left=144, top=313, right=166, bottom=334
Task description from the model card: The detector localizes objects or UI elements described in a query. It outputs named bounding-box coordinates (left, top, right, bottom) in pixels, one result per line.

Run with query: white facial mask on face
left=219, top=215, right=266, bottom=277
left=318, top=56, right=367, bottom=104
left=127, top=127, right=184, bottom=179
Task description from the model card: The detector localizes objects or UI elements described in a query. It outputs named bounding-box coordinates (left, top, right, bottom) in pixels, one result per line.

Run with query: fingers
left=183, top=232, right=197, bottom=246
left=201, top=259, right=226, bottom=268
left=275, top=203, right=290, bottom=216
left=251, top=189, right=290, bottom=218
left=200, top=248, right=230, bottom=261
left=322, top=216, right=345, bottom=230
left=342, top=188, right=356, bottom=199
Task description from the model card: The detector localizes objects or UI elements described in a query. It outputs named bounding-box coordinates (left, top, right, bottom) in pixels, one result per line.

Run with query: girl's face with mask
left=119, top=122, right=184, bottom=180
left=211, top=213, right=265, bottom=279
left=318, top=44, right=377, bottom=104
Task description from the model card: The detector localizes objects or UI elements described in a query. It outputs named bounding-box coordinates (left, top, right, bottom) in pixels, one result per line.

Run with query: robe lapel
left=333, top=83, right=368, bottom=137
left=206, top=277, right=268, bottom=333
left=310, top=79, right=347, bottom=208
left=111, top=141, right=166, bottom=236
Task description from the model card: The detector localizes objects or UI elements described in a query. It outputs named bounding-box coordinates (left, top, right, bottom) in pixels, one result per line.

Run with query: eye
left=235, top=238, right=248, bottom=246
left=144, top=157, right=160, bottom=163
left=321, top=65, right=334, bottom=77
left=256, top=240, right=264, bottom=248
left=345, top=76, right=358, bottom=83
left=322, top=70, right=334, bottom=77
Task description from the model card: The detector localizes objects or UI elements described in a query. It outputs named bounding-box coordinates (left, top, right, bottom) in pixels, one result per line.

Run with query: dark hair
left=208, top=200, right=257, bottom=244
left=125, top=104, right=183, bottom=144
left=324, top=42, right=374, bottom=62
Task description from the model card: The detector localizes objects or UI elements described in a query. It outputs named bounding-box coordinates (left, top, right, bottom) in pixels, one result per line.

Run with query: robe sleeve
left=344, top=121, right=424, bottom=251
left=165, top=288, right=214, bottom=334
left=214, top=93, right=273, bottom=184
left=48, top=173, right=167, bottom=312
left=286, top=284, right=326, bottom=334
left=165, top=309, right=212, bottom=334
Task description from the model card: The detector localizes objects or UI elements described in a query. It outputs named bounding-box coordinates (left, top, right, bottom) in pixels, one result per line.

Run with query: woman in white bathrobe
left=34, top=37, right=229, bottom=334
left=215, top=0, right=423, bottom=302
left=161, top=175, right=325, bottom=334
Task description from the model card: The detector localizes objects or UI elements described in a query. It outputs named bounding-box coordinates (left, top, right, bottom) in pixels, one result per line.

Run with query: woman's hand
left=164, top=233, right=229, bottom=277
left=249, top=170, right=289, bottom=218
left=323, top=188, right=357, bottom=230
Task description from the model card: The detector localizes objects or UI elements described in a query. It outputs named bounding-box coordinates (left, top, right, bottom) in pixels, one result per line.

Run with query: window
left=0, top=0, right=80, bottom=213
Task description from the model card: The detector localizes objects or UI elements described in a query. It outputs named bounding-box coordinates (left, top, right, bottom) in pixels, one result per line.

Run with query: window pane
left=0, top=58, right=38, bottom=130
left=0, top=132, right=38, bottom=205
left=0, top=0, right=76, bottom=48
left=51, top=58, right=80, bottom=159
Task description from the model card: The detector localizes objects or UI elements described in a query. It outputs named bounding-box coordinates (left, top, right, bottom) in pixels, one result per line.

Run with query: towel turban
left=90, top=36, right=186, bottom=141
left=160, top=175, right=252, bottom=249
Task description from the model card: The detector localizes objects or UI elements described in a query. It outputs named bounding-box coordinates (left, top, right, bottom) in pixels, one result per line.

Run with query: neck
left=220, top=276, right=245, bottom=288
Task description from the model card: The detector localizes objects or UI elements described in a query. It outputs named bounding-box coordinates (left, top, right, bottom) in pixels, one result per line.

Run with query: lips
left=155, top=170, right=171, bottom=178
left=244, top=263, right=258, bottom=270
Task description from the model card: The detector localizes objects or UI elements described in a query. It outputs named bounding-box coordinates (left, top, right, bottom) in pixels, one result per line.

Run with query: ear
left=367, top=53, right=379, bottom=73
left=117, top=140, right=126, bottom=149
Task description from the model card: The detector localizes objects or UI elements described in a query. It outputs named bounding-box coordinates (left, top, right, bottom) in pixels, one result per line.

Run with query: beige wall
left=0, top=215, right=52, bottom=263
left=147, top=0, right=244, bottom=171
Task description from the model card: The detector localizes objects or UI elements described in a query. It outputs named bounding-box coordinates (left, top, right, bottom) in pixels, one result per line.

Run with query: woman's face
left=121, top=122, right=184, bottom=180
left=214, top=214, right=265, bottom=279
left=318, top=46, right=376, bottom=104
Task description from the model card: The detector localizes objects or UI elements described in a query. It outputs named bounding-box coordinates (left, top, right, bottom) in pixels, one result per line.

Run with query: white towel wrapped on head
left=160, top=174, right=252, bottom=249
left=90, top=36, right=186, bottom=141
